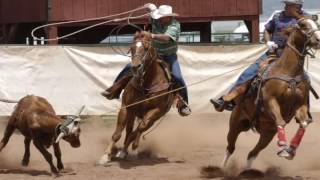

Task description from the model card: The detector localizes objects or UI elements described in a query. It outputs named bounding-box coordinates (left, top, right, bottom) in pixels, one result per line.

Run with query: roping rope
left=31, top=5, right=149, bottom=41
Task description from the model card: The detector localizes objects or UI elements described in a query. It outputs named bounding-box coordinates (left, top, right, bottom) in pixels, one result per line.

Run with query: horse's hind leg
left=246, top=129, right=276, bottom=169
left=222, top=108, right=249, bottom=167
left=97, top=108, right=133, bottom=165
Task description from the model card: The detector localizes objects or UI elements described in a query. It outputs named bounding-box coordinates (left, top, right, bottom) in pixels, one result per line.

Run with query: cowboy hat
left=151, top=5, right=179, bottom=20
left=282, top=0, right=304, bottom=5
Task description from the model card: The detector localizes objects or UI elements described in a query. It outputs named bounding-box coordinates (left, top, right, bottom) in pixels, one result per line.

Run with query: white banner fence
left=0, top=45, right=319, bottom=115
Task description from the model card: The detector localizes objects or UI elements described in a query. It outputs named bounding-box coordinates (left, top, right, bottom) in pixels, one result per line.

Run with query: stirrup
left=210, top=97, right=235, bottom=112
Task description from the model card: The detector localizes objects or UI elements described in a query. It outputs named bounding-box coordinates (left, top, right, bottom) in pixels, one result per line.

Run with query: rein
left=131, top=40, right=155, bottom=79
left=130, top=39, right=171, bottom=95
left=286, top=18, right=319, bottom=62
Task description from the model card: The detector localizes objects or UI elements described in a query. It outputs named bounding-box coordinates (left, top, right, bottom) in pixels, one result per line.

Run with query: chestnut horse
left=222, top=17, right=320, bottom=169
left=98, top=32, right=175, bottom=165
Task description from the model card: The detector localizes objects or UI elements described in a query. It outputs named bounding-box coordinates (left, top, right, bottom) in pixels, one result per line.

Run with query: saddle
left=248, top=56, right=278, bottom=95
left=246, top=56, right=317, bottom=130
left=157, top=59, right=172, bottom=82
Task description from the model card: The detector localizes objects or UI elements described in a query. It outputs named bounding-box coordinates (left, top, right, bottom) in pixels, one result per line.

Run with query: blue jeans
left=232, top=49, right=310, bottom=90
left=232, top=52, right=269, bottom=90
left=114, top=63, right=131, bottom=82
left=114, top=54, right=189, bottom=103
left=162, top=54, right=188, bottom=103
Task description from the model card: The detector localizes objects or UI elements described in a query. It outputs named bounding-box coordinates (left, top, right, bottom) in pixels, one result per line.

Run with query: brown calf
left=0, top=95, right=82, bottom=176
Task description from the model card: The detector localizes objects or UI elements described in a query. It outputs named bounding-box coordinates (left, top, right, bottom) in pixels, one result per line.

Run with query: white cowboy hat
left=151, top=5, right=179, bottom=20
left=282, top=0, right=304, bottom=5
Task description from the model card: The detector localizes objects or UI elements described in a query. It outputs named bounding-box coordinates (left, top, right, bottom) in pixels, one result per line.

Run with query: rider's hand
left=266, top=41, right=278, bottom=53
left=144, top=3, right=157, bottom=13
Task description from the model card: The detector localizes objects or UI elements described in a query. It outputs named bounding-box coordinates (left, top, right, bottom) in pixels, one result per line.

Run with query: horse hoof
left=116, top=150, right=127, bottom=159
left=277, top=149, right=290, bottom=158
left=285, top=155, right=295, bottom=160
left=96, top=154, right=112, bottom=166
left=21, top=160, right=29, bottom=166
left=277, top=147, right=295, bottom=160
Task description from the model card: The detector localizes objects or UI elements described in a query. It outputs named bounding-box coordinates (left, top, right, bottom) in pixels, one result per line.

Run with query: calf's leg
left=22, top=138, right=31, bottom=166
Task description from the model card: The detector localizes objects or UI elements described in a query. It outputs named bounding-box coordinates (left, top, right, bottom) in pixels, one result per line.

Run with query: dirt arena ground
left=1, top=113, right=320, bottom=180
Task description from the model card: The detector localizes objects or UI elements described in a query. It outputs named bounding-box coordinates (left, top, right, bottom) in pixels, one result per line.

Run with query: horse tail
left=0, top=123, right=16, bottom=152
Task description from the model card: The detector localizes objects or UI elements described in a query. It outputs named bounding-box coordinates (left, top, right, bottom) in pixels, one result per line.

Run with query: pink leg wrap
left=277, top=126, right=287, bottom=147
left=290, top=128, right=306, bottom=148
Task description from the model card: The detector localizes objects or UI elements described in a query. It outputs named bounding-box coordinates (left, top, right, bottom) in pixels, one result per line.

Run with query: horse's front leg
left=116, top=112, right=135, bottom=159
left=122, top=108, right=162, bottom=153
left=285, top=104, right=312, bottom=160
left=266, top=98, right=289, bottom=157
left=97, top=108, right=133, bottom=165
left=132, top=108, right=163, bottom=150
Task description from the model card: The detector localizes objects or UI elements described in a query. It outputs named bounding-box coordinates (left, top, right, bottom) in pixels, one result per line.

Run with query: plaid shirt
left=152, top=18, right=180, bottom=56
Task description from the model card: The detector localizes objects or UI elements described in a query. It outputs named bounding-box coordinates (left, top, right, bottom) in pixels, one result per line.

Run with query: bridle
left=131, top=39, right=156, bottom=79
left=287, top=18, right=319, bottom=64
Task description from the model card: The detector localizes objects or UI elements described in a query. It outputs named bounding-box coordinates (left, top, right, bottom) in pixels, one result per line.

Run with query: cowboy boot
left=101, top=75, right=132, bottom=100
left=210, top=97, right=235, bottom=112
left=210, top=82, right=249, bottom=112
left=176, top=95, right=191, bottom=116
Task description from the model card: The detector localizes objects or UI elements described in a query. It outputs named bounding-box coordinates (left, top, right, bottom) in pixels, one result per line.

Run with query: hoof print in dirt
left=239, top=169, right=264, bottom=179
left=200, top=165, right=224, bottom=178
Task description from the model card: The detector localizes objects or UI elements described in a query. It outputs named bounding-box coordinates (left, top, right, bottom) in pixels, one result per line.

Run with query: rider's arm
left=151, top=20, right=180, bottom=43
left=151, top=34, right=172, bottom=42
left=264, top=12, right=277, bottom=43
left=264, top=30, right=272, bottom=43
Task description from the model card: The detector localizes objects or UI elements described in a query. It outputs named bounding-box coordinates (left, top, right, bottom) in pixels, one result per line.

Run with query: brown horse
left=97, top=32, right=175, bottom=165
left=222, top=17, right=320, bottom=169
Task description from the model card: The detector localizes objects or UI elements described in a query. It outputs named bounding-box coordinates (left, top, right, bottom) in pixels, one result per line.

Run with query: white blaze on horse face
left=303, top=19, right=320, bottom=46
left=136, top=41, right=142, bottom=48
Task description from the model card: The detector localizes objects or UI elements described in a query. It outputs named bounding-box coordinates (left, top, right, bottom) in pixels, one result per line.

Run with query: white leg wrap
left=97, top=154, right=112, bottom=165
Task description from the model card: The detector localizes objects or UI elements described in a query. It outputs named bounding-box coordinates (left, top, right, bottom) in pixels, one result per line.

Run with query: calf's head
left=55, top=115, right=81, bottom=148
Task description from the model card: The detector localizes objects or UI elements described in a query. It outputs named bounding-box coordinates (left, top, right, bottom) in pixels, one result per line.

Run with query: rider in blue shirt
left=210, top=0, right=307, bottom=112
